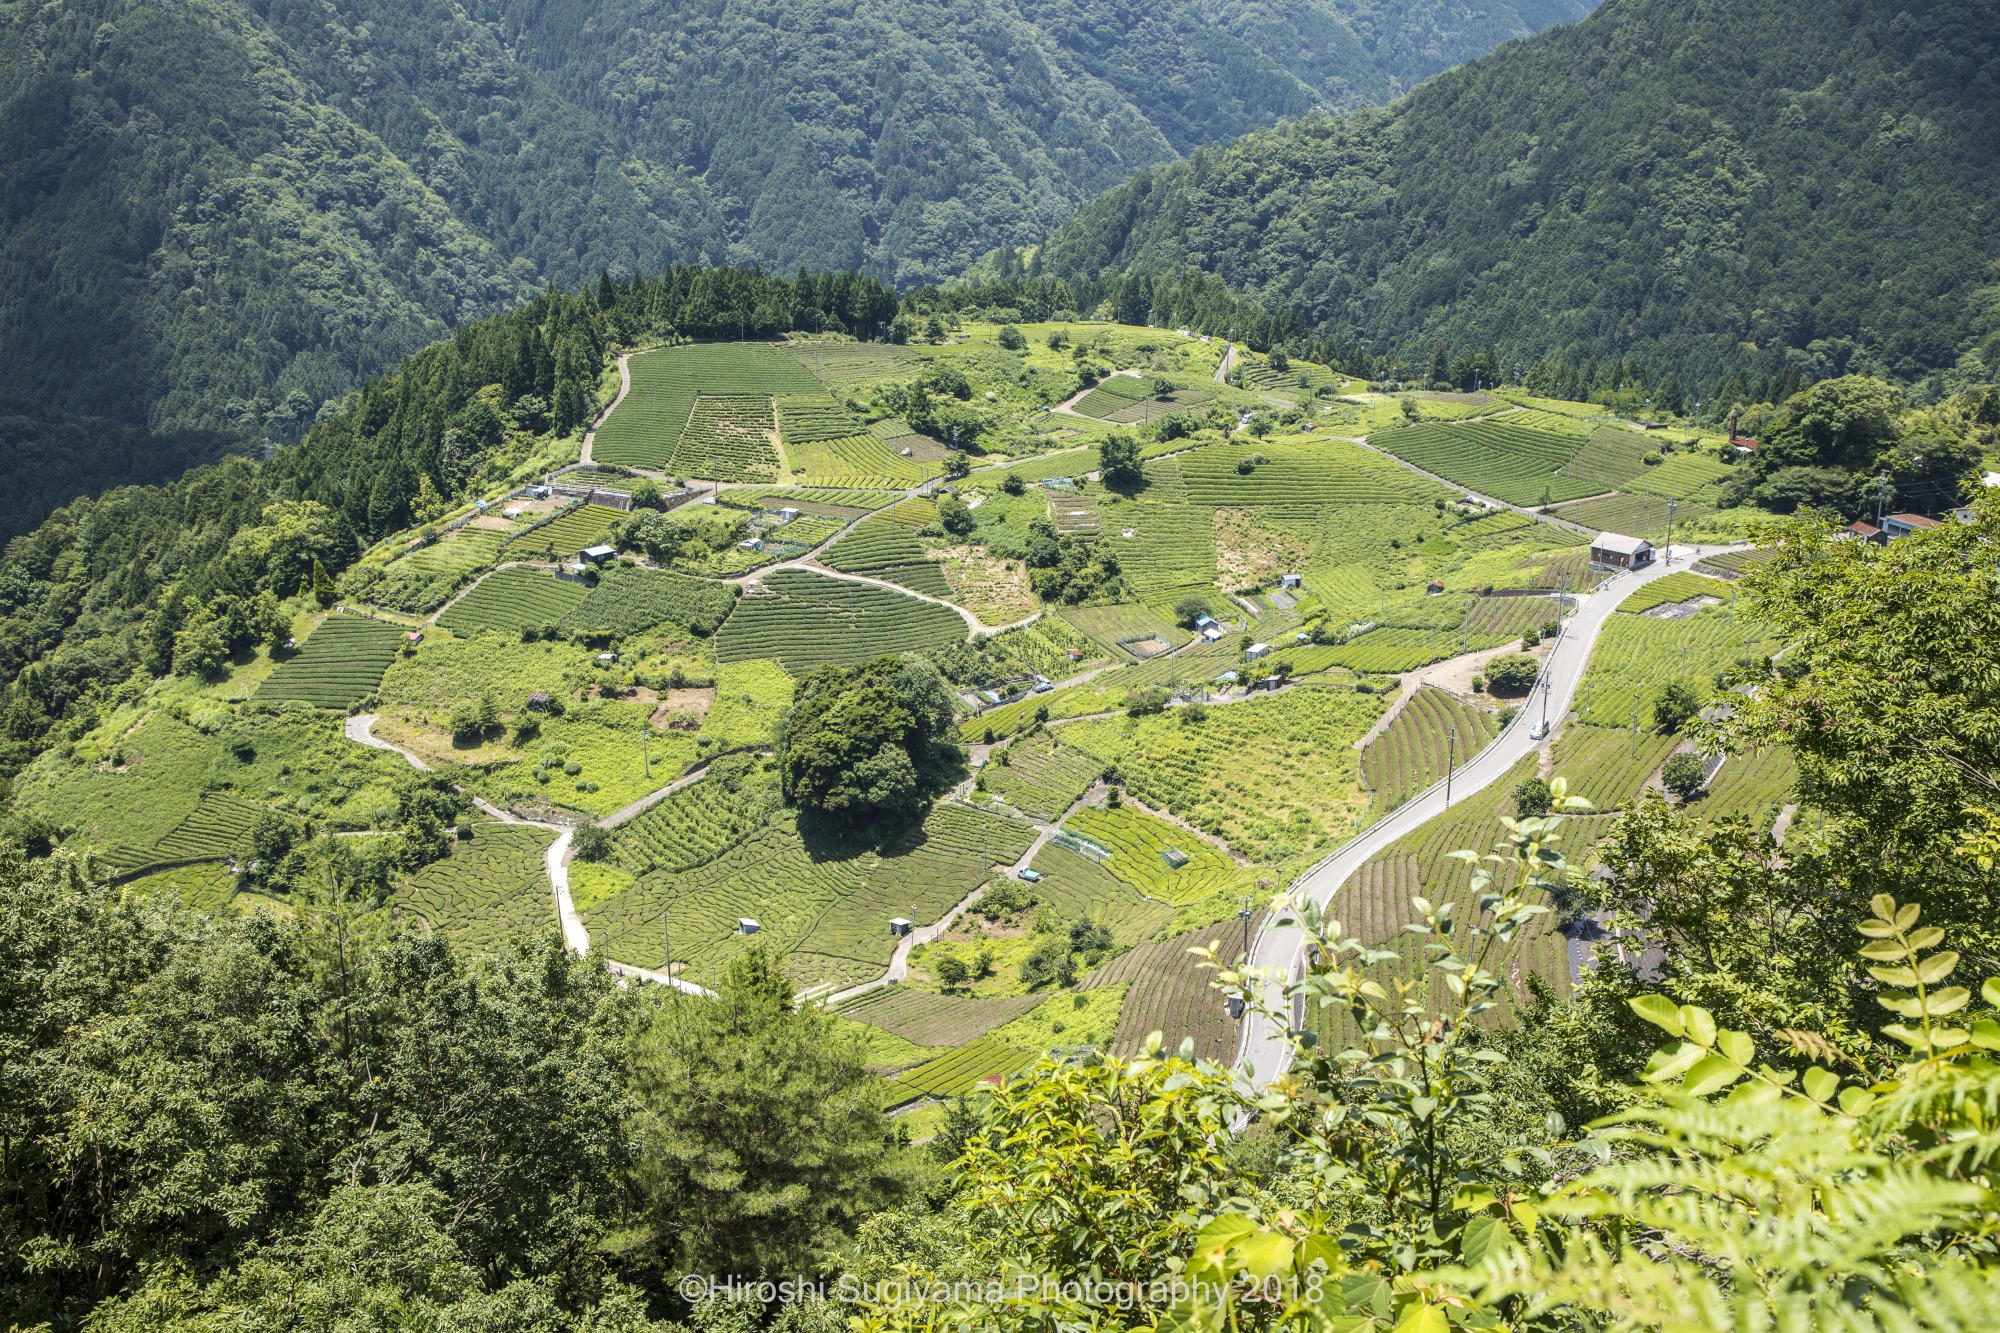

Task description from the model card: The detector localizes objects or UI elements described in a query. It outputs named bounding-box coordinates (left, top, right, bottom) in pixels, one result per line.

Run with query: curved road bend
left=1234, top=543, right=1744, bottom=1087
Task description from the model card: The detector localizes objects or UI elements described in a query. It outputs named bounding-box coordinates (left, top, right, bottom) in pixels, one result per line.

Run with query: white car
left=1528, top=719, right=1551, bottom=740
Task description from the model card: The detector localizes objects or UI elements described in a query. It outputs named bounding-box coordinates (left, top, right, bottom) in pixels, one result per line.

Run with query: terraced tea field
left=788, top=433, right=935, bottom=487
left=1180, top=441, right=1445, bottom=506
left=1082, top=915, right=1265, bottom=1059
left=256, top=614, right=406, bottom=707
left=100, top=791, right=269, bottom=877
left=506, top=504, right=624, bottom=556
left=1320, top=626, right=1507, bottom=673
left=437, top=567, right=590, bottom=636
left=669, top=397, right=781, bottom=482
left=1361, top=687, right=1500, bottom=814
left=1699, top=745, right=1800, bottom=829
left=820, top=520, right=952, bottom=597
left=720, top=487, right=902, bottom=515
left=593, top=343, right=822, bottom=469
left=1063, top=803, right=1260, bottom=916
left=890, top=1039, right=1034, bottom=1102
left=715, top=569, right=965, bottom=671
left=611, top=758, right=784, bottom=875
left=1110, top=505, right=1219, bottom=595
left=559, top=567, right=739, bottom=637
left=835, top=988, right=1043, bottom=1046
left=977, top=733, right=1100, bottom=820
left=1055, top=603, right=1188, bottom=658
left=1554, top=491, right=1715, bottom=540
left=1554, top=427, right=1655, bottom=494
left=1463, top=595, right=1563, bottom=637
left=1370, top=421, right=1605, bottom=506
left=400, top=823, right=560, bottom=952
left=1616, top=571, right=1731, bottom=614
left=1018, top=845, right=1179, bottom=945
left=1548, top=723, right=1681, bottom=814
left=1573, top=608, right=1777, bottom=730
left=585, top=805, right=1035, bottom=988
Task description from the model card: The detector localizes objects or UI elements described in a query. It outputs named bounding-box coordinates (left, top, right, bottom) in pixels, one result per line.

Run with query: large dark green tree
left=777, top=657, right=964, bottom=825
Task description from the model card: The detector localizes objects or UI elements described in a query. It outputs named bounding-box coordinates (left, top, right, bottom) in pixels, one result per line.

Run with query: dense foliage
left=1036, top=0, right=2000, bottom=391
left=777, top=656, right=964, bottom=826
left=0, top=398, right=242, bottom=543
left=0, top=0, right=1585, bottom=439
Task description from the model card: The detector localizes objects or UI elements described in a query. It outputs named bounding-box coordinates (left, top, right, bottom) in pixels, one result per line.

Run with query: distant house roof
left=1843, top=521, right=1883, bottom=540
left=1983, top=471, right=2000, bottom=488
left=581, top=544, right=616, bottom=560
left=1733, top=438, right=1759, bottom=451
left=1591, top=532, right=1653, bottom=556
left=1216, top=670, right=1240, bottom=683
left=1887, top=512, right=1940, bottom=530
left=1194, top=615, right=1217, bottom=627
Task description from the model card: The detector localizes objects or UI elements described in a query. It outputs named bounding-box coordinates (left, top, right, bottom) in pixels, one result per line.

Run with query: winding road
left=1233, top=542, right=1744, bottom=1086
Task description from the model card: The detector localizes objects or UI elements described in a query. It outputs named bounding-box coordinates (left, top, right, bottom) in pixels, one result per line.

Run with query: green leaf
left=1868, top=964, right=1920, bottom=987
left=1859, top=939, right=1909, bottom=961
left=1461, top=1213, right=1506, bottom=1265
left=1627, top=994, right=1683, bottom=1035
left=1395, top=1301, right=1450, bottom=1333
left=1452, top=1183, right=1499, bottom=1213
left=1970, top=1019, right=2000, bottom=1051
left=1233, top=1231, right=1295, bottom=1279
left=1643, top=1042, right=1705, bottom=1083
left=1917, top=951, right=1961, bottom=983
left=1802, top=1067, right=1839, bottom=1103
left=1838, top=1086, right=1877, bottom=1114
left=1880, top=1023, right=1931, bottom=1049
left=1681, top=1005, right=1717, bottom=1048
left=1983, top=977, right=2000, bottom=1008
left=1923, top=986, right=1970, bottom=1016
left=1717, top=1029, right=1755, bottom=1065
left=1907, top=926, right=1945, bottom=950
left=1683, top=1053, right=1745, bottom=1097
left=1876, top=992, right=1927, bottom=1018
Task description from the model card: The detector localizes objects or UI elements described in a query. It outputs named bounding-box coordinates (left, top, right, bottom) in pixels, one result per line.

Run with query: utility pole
left=1238, top=895, right=1253, bottom=965
left=1445, top=726, right=1457, bottom=805
left=1876, top=472, right=1891, bottom=529
left=1666, top=499, right=1677, bottom=565
left=662, top=908, right=671, bottom=980
left=1539, top=674, right=1551, bottom=732
left=641, top=722, right=652, bottom=779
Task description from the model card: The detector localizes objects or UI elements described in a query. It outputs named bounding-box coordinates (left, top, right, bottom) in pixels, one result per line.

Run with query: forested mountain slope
left=0, top=0, right=1588, bottom=443
left=1036, top=0, right=2000, bottom=386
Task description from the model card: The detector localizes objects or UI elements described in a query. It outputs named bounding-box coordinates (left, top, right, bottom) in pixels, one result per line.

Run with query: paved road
left=1233, top=543, right=1743, bottom=1086
left=578, top=353, right=634, bottom=467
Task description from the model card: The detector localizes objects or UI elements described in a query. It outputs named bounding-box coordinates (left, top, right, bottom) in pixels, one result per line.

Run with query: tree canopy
left=777, top=657, right=964, bottom=825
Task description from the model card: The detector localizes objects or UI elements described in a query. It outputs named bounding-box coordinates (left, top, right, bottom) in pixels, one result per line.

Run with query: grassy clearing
left=985, top=984, right=1128, bottom=1054
left=256, top=615, right=406, bottom=708
left=19, top=704, right=408, bottom=852
left=400, top=823, right=559, bottom=953
left=1059, top=687, right=1385, bottom=864
left=1361, top=687, right=1500, bottom=816
left=715, top=569, right=966, bottom=671
left=700, top=659, right=795, bottom=751
left=584, top=804, right=1036, bottom=990
left=975, top=732, right=1100, bottom=821
left=437, top=568, right=590, bottom=636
